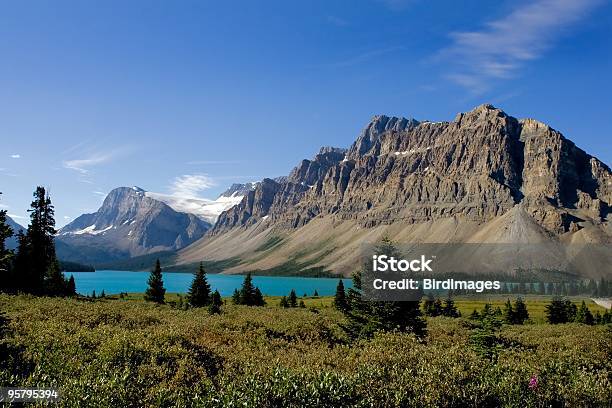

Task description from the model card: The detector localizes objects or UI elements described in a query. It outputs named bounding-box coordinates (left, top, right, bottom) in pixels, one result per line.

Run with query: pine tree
left=0, top=194, right=14, bottom=292
left=45, top=259, right=68, bottom=297
left=208, top=290, right=222, bottom=315
left=574, top=301, right=594, bottom=325
left=442, top=296, right=460, bottom=318
left=100, top=289, right=106, bottom=298
left=187, top=262, right=211, bottom=307
left=26, top=187, right=60, bottom=295
left=342, top=237, right=426, bottom=339
left=503, top=299, right=514, bottom=324
left=333, top=279, right=348, bottom=311
left=144, top=259, right=165, bottom=304
left=67, top=275, right=76, bottom=296
left=513, top=297, right=529, bottom=324
left=279, top=296, right=289, bottom=308
left=91, top=290, right=96, bottom=299
left=313, top=289, right=319, bottom=297
left=253, top=287, right=265, bottom=306
left=232, top=288, right=241, bottom=304
left=469, top=309, right=480, bottom=320
left=299, top=300, right=306, bottom=308
left=288, top=289, right=298, bottom=307
left=239, top=273, right=257, bottom=305
left=545, top=297, right=576, bottom=324
left=432, top=298, right=443, bottom=316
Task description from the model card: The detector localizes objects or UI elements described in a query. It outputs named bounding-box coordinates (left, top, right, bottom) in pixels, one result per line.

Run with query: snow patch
left=145, top=191, right=244, bottom=223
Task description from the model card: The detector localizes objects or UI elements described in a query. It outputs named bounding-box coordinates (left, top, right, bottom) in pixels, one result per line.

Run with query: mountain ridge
left=178, top=104, right=611, bottom=278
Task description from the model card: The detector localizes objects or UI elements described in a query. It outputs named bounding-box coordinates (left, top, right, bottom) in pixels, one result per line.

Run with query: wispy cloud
left=8, top=213, right=27, bottom=220
left=63, top=152, right=116, bottom=174
left=171, top=174, right=216, bottom=198
left=10, top=154, right=20, bottom=159
left=436, top=0, right=602, bottom=93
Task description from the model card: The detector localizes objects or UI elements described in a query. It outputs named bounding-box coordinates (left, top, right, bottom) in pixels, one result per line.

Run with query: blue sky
left=1, top=0, right=611, bottom=227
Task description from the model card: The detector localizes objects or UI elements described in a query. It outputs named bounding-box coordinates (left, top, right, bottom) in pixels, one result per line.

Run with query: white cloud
left=437, top=0, right=602, bottom=93
left=170, top=174, right=216, bottom=198
left=8, top=213, right=27, bottom=220
left=10, top=154, right=20, bottom=159
left=63, top=152, right=115, bottom=174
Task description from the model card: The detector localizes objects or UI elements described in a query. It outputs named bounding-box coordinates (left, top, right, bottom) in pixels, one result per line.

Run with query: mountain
left=57, top=187, right=211, bottom=264
left=4, top=216, right=25, bottom=250
left=144, top=182, right=256, bottom=223
left=178, top=104, right=611, bottom=278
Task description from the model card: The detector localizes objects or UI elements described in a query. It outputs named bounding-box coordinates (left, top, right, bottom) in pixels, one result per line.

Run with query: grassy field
left=1, top=294, right=610, bottom=407
left=114, top=292, right=606, bottom=323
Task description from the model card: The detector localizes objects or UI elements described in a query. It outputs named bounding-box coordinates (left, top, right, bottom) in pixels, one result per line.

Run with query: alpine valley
left=61, top=105, right=612, bottom=277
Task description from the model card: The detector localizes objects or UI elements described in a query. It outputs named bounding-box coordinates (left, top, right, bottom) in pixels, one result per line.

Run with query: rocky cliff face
left=58, top=187, right=211, bottom=264
left=213, top=104, right=610, bottom=235
left=180, top=105, right=611, bottom=277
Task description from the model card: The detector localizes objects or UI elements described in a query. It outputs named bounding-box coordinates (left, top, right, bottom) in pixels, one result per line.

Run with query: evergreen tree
left=574, top=301, right=594, bottom=325
left=67, top=275, right=76, bottom=296
left=279, top=296, right=289, bottom=308
left=0, top=194, right=14, bottom=291
left=187, top=262, right=211, bottom=307
left=442, top=296, right=460, bottom=318
left=313, top=289, right=319, bottom=297
left=232, top=288, right=241, bottom=304
left=503, top=299, right=514, bottom=324
left=593, top=310, right=602, bottom=325
left=333, top=279, right=347, bottom=311
left=26, top=187, right=59, bottom=295
left=45, top=259, right=68, bottom=297
left=546, top=282, right=554, bottom=295
left=342, top=237, right=426, bottom=339
left=144, top=259, right=165, bottom=303
left=545, top=297, right=576, bottom=324
left=100, top=289, right=106, bottom=298
left=239, top=273, right=257, bottom=305
left=299, top=300, right=306, bottom=308
left=253, top=287, right=265, bottom=306
left=469, top=309, right=480, bottom=320
left=208, top=290, right=222, bottom=315
left=470, top=312, right=503, bottom=360
left=91, top=290, right=96, bottom=299
left=513, top=297, right=529, bottom=324
left=432, top=298, right=443, bottom=316
left=288, top=289, right=298, bottom=307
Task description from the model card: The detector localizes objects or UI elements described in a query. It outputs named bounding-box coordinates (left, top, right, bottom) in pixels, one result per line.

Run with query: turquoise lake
left=69, top=270, right=352, bottom=297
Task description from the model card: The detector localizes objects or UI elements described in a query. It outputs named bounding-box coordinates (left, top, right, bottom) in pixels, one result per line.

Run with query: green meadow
left=1, top=294, right=610, bottom=407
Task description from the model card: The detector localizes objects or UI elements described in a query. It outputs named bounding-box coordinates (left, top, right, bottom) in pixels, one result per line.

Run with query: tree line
left=0, top=188, right=75, bottom=296
left=143, top=259, right=266, bottom=313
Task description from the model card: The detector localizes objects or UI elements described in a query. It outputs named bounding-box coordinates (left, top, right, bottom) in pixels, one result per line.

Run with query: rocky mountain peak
left=346, top=115, right=420, bottom=159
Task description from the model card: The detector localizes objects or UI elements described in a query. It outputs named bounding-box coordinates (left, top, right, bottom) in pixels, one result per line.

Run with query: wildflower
left=528, top=375, right=538, bottom=390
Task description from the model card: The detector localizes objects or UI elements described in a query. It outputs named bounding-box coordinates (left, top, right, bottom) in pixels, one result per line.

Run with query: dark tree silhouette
left=144, top=259, right=166, bottom=304
left=187, top=262, right=211, bottom=307
left=333, top=279, right=347, bottom=311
